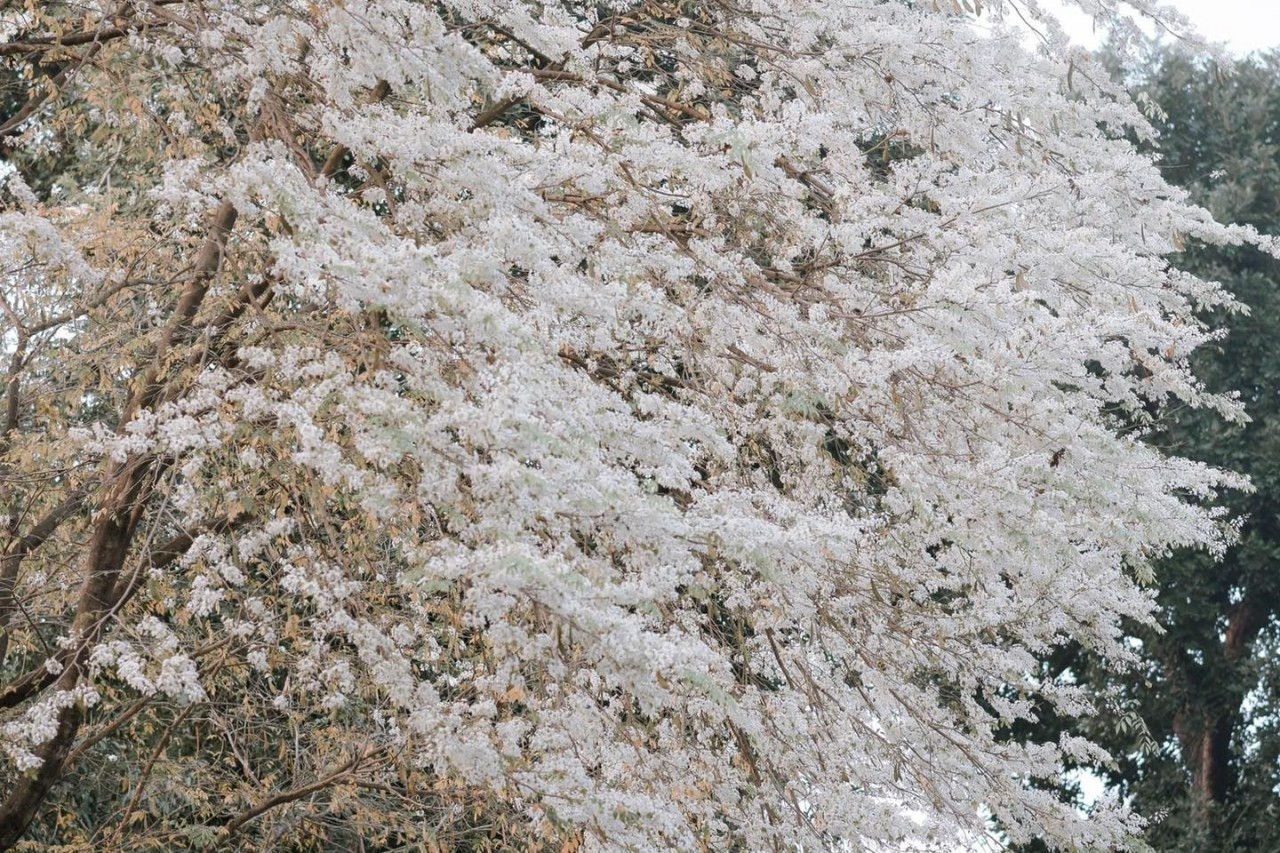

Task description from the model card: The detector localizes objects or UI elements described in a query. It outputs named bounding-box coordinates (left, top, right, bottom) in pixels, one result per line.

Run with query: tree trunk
left=0, top=497, right=139, bottom=848
left=1171, top=597, right=1266, bottom=838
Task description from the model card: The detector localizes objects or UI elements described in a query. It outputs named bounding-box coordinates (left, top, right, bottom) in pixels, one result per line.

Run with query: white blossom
left=0, top=0, right=1270, bottom=849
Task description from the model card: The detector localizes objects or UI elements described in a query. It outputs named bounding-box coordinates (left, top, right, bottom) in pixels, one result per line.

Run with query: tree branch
left=0, top=489, right=89, bottom=669
left=320, top=80, right=391, bottom=180
left=217, top=749, right=375, bottom=840
left=0, top=2, right=188, bottom=56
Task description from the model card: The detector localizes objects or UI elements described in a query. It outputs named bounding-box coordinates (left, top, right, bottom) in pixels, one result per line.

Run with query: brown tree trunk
left=1175, top=711, right=1234, bottom=809
left=1171, top=598, right=1266, bottom=832
left=0, top=493, right=141, bottom=847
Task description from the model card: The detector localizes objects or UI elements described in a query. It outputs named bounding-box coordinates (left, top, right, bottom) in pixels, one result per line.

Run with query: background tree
left=1022, top=47, right=1280, bottom=853
left=0, top=2, right=1271, bottom=851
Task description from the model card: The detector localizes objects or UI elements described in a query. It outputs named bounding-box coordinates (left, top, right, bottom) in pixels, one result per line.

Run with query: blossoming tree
left=0, top=0, right=1270, bottom=849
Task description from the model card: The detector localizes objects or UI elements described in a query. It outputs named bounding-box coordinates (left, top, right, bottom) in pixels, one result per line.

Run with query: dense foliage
left=0, top=2, right=1272, bottom=850
left=1028, top=47, right=1280, bottom=853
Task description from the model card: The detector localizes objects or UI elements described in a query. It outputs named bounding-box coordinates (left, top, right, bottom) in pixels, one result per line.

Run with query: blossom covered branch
left=0, top=0, right=1270, bottom=850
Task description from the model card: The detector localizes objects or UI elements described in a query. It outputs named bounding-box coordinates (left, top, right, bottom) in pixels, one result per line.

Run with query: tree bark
left=1171, top=597, right=1266, bottom=832
left=0, top=493, right=139, bottom=847
left=0, top=199, right=236, bottom=850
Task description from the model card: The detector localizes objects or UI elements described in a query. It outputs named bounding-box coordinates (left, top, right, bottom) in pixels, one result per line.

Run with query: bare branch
left=217, top=748, right=376, bottom=840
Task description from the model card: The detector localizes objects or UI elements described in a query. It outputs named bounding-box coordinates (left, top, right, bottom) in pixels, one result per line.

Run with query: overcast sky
left=1043, top=0, right=1280, bottom=54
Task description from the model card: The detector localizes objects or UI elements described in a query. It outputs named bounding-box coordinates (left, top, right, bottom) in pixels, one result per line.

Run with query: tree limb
left=217, top=749, right=375, bottom=840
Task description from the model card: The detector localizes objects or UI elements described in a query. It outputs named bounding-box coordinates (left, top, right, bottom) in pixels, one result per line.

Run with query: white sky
left=1042, top=0, right=1280, bottom=54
